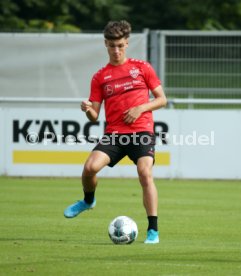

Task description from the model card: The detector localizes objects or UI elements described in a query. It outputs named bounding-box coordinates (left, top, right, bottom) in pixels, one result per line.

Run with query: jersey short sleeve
left=142, top=62, right=161, bottom=91
left=89, top=74, right=103, bottom=103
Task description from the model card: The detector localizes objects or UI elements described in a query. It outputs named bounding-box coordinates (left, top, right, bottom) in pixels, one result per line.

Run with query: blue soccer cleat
left=64, top=199, right=96, bottom=218
left=144, top=229, right=159, bottom=244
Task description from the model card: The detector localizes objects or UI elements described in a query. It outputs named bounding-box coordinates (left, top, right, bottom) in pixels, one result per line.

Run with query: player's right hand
left=81, top=100, right=92, bottom=113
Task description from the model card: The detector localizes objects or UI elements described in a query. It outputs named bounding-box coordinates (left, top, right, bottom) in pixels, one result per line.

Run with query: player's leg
left=64, top=150, right=110, bottom=218
left=126, top=132, right=158, bottom=219
left=137, top=156, right=159, bottom=244
left=64, top=133, right=125, bottom=218
left=137, top=156, right=158, bottom=216
left=82, top=150, right=111, bottom=201
left=127, top=132, right=159, bottom=243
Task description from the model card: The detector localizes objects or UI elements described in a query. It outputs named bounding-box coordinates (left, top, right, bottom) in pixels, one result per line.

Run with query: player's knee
left=83, top=161, right=99, bottom=176
left=138, top=167, right=152, bottom=185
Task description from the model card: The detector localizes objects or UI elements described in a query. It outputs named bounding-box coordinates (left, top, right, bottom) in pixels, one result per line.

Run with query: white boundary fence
left=1, top=97, right=241, bottom=106
left=0, top=99, right=241, bottom=179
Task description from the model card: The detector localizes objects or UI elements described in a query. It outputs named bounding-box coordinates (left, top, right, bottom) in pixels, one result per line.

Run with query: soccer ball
left=108, top=216, right=138, bottom=244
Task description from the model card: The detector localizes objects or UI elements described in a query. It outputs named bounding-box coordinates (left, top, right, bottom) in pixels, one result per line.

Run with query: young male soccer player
left=64, top=20, right=167, bottom=244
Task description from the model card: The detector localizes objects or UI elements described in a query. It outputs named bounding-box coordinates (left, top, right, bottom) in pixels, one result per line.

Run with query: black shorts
left=93, top=132, right=156, bottom=167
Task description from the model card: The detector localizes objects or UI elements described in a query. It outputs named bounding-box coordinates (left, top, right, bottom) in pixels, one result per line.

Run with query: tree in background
left=171, top=0, right=241, bottom=30
left=0, top=0, right=130, bottom=32
left=0, top=0, right=241, bottom=32
left=122, top=0, right=241, bottom=30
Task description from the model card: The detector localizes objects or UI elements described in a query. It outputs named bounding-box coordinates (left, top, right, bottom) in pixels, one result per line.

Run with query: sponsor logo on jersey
left=104, top=84, right=114, bottom=96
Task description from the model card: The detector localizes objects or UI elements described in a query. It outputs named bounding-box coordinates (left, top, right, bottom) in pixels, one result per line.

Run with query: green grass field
left=0, top=177, right=241, bottom=276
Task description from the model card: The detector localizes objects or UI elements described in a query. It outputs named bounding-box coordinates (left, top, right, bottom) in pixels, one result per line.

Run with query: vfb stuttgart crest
left=129, top=68, right=139, bottom=78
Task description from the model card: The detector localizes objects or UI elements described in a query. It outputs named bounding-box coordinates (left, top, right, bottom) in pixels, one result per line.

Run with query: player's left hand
left=123, top=106, right=143, bottom=124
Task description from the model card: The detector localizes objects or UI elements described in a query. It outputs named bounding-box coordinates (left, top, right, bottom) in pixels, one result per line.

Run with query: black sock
left=84, top=191, right=95, bottom=204
left=147, top=216, right=158, bottom=231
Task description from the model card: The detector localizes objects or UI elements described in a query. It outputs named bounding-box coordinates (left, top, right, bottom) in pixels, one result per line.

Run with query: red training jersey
left=89, top=58, right=161, bottom=134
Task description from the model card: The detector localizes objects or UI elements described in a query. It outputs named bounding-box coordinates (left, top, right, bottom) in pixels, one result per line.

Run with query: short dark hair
left=104, top=20, right=131, bottom=40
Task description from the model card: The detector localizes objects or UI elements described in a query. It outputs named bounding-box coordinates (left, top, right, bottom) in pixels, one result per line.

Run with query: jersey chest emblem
left=129, top=68, right=139, bottom=78
left=104, top=84, right=114, bottom=96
